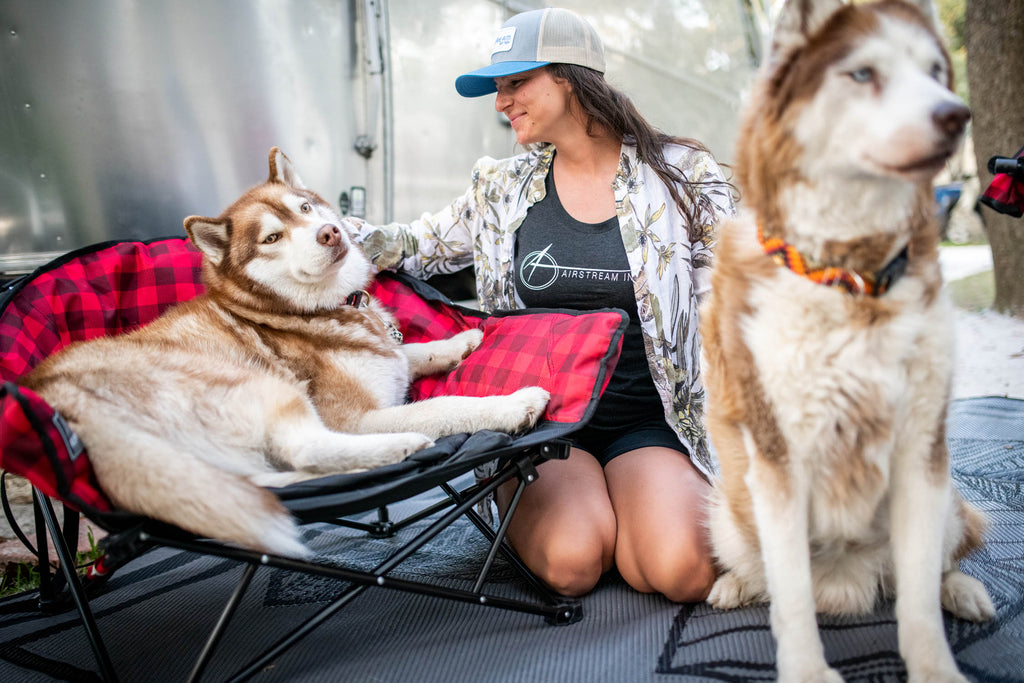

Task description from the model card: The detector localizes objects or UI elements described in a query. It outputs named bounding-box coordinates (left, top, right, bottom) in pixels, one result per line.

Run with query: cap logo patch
left=491, top=26, right=516, bottom=56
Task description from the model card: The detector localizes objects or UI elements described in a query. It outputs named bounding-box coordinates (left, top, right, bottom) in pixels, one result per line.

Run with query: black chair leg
left=187, top=563, right=257, bottom=683
left=34, top=489, right=119, bottom=682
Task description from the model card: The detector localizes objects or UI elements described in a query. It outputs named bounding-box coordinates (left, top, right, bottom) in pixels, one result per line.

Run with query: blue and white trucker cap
left=455, top=8, right=605, bottom=98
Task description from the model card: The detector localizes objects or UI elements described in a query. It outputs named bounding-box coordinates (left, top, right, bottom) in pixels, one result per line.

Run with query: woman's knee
left=619, top=541, right=717, bottom=603
left=659, top=551, right=717, bottom=603
left=530, top=528, right=614, bottom=597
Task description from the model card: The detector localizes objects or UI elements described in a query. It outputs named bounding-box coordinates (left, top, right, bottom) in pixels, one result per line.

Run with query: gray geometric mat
left=0, top=397, right=1021, bottom=682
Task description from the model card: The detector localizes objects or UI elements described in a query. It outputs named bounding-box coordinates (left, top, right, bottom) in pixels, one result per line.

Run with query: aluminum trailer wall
left=0, top=0, right=761, bottom=277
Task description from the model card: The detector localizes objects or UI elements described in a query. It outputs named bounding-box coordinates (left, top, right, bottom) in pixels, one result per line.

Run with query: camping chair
left=0, top=237, right=626, bottom=682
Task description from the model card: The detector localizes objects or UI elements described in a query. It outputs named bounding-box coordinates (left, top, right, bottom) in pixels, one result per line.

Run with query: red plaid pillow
left=416, top=311, right=623, bottom=424
left=368, top=275, right=625, bottom=424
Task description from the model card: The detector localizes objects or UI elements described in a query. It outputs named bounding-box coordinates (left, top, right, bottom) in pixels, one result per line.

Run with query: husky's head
left=184, top=148, right=372, bottom=312
left=739, top=0, right=968, bottom=242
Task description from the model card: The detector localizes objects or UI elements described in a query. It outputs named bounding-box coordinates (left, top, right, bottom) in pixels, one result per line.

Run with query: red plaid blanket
left=0, top=238, right=624, bottom=516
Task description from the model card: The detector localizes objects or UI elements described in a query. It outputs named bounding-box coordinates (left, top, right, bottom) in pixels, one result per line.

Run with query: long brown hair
left=548, top=63, right=730, bottom=239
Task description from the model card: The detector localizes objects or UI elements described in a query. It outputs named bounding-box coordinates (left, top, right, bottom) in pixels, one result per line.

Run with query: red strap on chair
left=0, top=383, right=113, bottom=513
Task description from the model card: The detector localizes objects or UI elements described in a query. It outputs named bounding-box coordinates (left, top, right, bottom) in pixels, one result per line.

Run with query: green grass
left=948, top=269, right=996, bottom=312
left=0, top=562, right=41, bottom=598
left=0, top=525, right=103, bottom=599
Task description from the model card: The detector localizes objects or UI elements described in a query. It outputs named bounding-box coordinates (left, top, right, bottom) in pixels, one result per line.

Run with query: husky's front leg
left=401, top=329, right=483, bottom=378
left=890, top=435, right=971, bottom=683
left=744, top=430, right=841, bottom=683
left=357, top=386, right=549, bottom=438
left=269, top=413, right=433, bottom=475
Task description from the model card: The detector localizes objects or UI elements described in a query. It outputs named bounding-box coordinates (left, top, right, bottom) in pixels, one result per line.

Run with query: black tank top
left=514, top=169, right=663, bottom=430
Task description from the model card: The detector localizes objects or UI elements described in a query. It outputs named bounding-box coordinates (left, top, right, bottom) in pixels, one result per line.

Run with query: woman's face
left=493, top=67, right=576, bottom=146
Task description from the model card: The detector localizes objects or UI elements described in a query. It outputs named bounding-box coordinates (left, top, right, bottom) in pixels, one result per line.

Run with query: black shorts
left=569, top=416, right=688, bottom=467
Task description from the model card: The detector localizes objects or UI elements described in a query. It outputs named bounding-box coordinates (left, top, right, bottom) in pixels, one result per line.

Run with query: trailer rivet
left=260, top=554, right=269, bottom=564
left=479, top=596, right=487, bottom=604
left=377, top=576, right=385, bottom=586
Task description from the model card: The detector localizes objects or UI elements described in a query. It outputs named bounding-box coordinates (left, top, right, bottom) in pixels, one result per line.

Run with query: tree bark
left=965, top=0, right=1024, bottom=318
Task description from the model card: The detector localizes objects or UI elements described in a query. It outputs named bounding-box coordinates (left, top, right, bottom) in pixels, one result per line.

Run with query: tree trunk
left=965, top=0, right=1024, bottom=318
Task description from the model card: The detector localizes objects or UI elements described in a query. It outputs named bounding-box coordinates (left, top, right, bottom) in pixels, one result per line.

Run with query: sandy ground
left=952, top=307, right=1024, bottom=399
left=942, top=245, right=1024, bottom=399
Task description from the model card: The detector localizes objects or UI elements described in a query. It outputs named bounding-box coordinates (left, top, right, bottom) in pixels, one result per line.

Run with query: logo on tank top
left=520, top=244, right=630, bottom=291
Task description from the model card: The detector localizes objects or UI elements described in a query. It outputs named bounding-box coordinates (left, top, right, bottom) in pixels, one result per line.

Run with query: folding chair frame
left=0, top=238, right=626, bottom=681
left=26, top=439, right=581, bottom=683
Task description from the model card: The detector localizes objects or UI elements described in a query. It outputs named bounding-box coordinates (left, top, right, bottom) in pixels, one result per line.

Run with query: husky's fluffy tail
left=76, top=423, right=311, bottom=559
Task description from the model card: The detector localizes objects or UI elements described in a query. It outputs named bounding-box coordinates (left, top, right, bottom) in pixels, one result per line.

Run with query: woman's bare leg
left=496, top=447, right=616, bottom=597
left=605, top=446, right=716, bottom=602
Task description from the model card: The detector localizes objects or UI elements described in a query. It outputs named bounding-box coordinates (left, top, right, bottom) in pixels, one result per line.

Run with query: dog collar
left=756, top=225, right=908, bottom=297
left=345, top=290, right=404, bottom=343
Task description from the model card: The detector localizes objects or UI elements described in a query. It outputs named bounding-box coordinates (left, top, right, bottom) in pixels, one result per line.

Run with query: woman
left=357, top=8, right=735, bottom=601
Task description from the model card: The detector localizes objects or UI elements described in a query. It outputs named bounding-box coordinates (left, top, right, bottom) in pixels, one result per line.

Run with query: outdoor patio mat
left=0, top=396, right=1021, bottom=682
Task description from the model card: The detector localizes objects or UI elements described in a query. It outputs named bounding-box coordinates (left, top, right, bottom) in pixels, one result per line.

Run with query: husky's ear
left=771, top=0, right=844, bottom=60
left=901, top=0, right=942, bottom=34
left=184, top=216, right=230, bottom=267
left=267, top=147, right=307, bottom=190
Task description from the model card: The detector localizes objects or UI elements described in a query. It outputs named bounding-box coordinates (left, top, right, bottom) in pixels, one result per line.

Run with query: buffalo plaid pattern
left=0, top=238, right=624, bottom=520
left=0, top=238, right=204, bottom=382
left=1, top=382, right=113, bottom=513
left=981, top=145, right=1024, bottom=218
left=367, top=277, right=625, bottom=424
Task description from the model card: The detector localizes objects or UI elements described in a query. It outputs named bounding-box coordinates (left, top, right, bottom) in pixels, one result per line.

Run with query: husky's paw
left=429, top=329, right=484, bottom=372
left=352, top=432, right=434, bottom=470
left=903, top=629, right=968, bottom=683
left=503, top=386, right=550, bottom=431
left=707, top=571, right=760, bottom=609
left=777, top=661, right=843, bottom=683
left=452, top=328, right=484, bottom=359
left=907, top=665, right=969, bottom=683
left=384, top=432, right=435, bottom=459
left=941, top=570, right=994, bottom=622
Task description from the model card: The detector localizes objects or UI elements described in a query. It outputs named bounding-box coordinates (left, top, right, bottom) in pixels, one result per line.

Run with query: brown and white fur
left=22, top=148, right=548, bottom=559
left=700, top=1, right=993, bottom=681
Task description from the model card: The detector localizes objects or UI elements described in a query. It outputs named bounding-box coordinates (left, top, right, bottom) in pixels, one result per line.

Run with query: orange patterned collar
left=756, top=225, right=908, bottom=297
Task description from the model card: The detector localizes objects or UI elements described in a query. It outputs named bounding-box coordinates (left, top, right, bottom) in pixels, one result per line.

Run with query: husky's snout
left=933, top=100, right=970, bottom=139
left=318, top=224, right=342, bottom=246
left=318, top=223, right=348, bottom=262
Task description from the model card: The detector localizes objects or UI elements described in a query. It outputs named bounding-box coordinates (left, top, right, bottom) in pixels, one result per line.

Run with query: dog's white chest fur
left=742, top=265, right=952, bottom=536
left=329, top=345, right=411, bottom=408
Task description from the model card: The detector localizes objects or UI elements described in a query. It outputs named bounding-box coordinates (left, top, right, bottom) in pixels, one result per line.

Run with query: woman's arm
left=354, top=182, right=479, bottom=280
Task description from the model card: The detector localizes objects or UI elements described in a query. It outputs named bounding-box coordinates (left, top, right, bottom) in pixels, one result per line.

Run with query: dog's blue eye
left=850, top=67, right=875, bottom=84
left=929, top=62, right=944, bottom=80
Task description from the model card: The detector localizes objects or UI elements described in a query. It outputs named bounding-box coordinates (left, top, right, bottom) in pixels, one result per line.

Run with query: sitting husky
left=700, top=1, right=993, bottom=681
left=22, top=148, right=549, bottom=558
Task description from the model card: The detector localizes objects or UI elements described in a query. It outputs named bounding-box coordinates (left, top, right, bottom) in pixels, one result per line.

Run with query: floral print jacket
left=358, top=142, right=734, bottom=476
